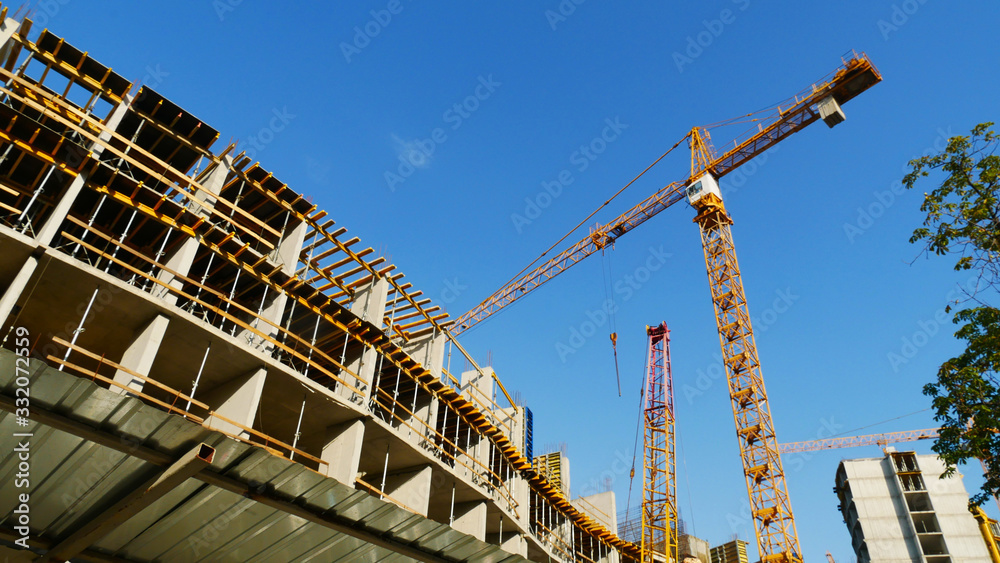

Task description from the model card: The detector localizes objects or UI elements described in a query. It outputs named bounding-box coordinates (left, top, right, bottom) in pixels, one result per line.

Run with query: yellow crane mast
left=686, top=167, right=801, bottom=562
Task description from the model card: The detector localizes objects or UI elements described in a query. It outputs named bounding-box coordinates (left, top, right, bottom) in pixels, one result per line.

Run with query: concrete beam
left=112, top=314, right=170, bottom=394
left=200, top=367, right=267, bottom=438
left=451, top=501, right=487, bottom=541
left=383, top=465, right=433, bottom=517
left=321, top=418, right=365, bottom=485
left=37, top=443, right=215, bottom=563
left=0, top=393, right=454, bottom=563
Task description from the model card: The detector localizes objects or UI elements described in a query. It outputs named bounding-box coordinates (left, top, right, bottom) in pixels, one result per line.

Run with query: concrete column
left=320, top=418, right=365, bottom=485
left=35, top=95, right=133, bottom=246
left=498, top=531, right=527, bottom=557
left=455, top=429, right=482, bottom=486
left=512, top=473, right=531, bottom=531
left=273, top=218, right=307, bottom=275
left=350, top=276, right=390, bottom=325
left=236, top=215, right=309, bottom=353
left=383, top=465, right=433, bottom=517
left=451, top=501, right=487, bottom=541
left=405, top=332, right=445, bottom=378
left=573, top=491, right=617, bottom=536
left=112, top=314, right=169, bottom=394
left=418, top=396, right=441, bottom=446
left=154, top=236, right=199, bottom=306
left=460, top=367, right=495, bottom=411
left=0, top=253, right=39, bottom=334
left=0, top=16, right=21, bottom=65
left=189, top=155, right=232, bottom=218
left=155, top=157, right=232, bottom=305
left=398, top=332, right=445, bottom=443
left=500, top=406, right=523, bottom=452
left=459, top=367, right=499, bottom=477
left=337, top=277, right=389, bottom=404
left=201, top=367, right=267, bottom=438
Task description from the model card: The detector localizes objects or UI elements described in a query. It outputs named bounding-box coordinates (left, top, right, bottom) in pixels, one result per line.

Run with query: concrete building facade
left=835, top=449, right=992, bottom=563
left=0, top=7, right=637, bottom=562
left=680, top=533, right=710, bottom=563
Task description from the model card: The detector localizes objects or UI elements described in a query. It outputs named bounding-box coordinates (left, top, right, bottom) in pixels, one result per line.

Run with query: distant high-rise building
left=710, top=539, right=749, bottom=563
left=835, top=449, right=992, bottom=562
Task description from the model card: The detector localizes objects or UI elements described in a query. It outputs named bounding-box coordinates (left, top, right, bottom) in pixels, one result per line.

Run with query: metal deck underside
left=0, top=351, right=527, bottom=563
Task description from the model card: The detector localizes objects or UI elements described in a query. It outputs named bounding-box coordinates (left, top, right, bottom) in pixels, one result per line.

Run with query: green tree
left=904, top=122, right=1000, bottom=506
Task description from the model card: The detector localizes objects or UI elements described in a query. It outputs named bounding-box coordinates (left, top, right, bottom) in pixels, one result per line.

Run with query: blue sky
left=40, top=1, right=999, bottom=559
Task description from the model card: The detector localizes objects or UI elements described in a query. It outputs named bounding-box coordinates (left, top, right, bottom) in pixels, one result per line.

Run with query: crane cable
left=611, top=332, right=621, bottom=397
left=490, top=132, right=692, bottom=295
left=624, top=339, right=651, bottom=519
left=601, top=249, right=622, bottom=397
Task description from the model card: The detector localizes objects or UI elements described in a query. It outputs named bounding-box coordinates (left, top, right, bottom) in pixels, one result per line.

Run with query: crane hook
left=611, top=332, right=622, bottom=397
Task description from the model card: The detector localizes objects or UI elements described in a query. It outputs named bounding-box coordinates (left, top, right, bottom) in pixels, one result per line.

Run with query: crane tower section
left=691, top=176, right=801, bottom=563
left=643, top=323, right=677, bottom=563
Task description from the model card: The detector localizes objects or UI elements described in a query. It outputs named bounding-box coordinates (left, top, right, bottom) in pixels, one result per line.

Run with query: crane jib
left=453, top=54, right=881, bottom=336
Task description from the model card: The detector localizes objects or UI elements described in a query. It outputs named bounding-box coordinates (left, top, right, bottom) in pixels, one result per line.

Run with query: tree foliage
left=904, top=122, right=1000, bottom=506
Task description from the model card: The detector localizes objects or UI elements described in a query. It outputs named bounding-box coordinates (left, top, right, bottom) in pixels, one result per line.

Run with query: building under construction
left=0, top=9, right=637, bottom=562
left=835, top=450, right=1000, bottom=563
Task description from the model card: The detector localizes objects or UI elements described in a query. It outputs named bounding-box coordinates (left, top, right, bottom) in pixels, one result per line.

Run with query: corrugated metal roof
left=0, top=354, right=527, bottom=563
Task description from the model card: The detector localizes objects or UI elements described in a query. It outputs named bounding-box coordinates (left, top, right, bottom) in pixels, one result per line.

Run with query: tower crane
left=778, top=428, right=940, bottom=454
left=451, top=53, right=882, bottom=563
left=642, top=323, right=677, bottom=563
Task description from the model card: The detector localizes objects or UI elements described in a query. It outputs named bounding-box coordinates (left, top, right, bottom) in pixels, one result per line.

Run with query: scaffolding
left=0, top=9, right=639, bottom=562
